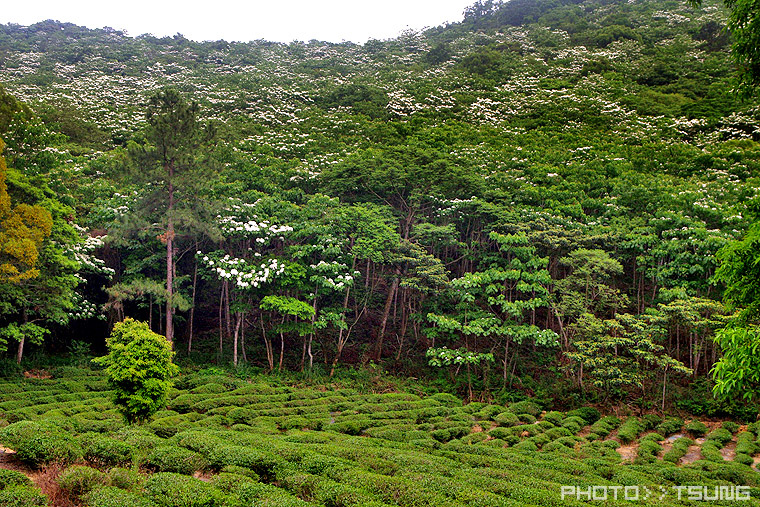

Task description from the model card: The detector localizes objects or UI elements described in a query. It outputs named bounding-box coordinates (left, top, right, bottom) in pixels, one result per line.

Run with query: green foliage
left=57, top=466, right=107, bottom=498
left=685, top=420, right=709, bottom=437
left=82, top=486, right=157, bottom=507
left=0, top=485, right=49, bottom=507
left=93, top=319, right=179, bottom=423
left=147, top=445, right=208, bottom=475
left=145, top=473, right=226, bottom=507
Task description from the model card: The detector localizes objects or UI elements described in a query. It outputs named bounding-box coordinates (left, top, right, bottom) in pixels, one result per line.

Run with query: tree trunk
left=232, top=312, right=242, bottom=366
left=374, top=267, right=400, bottom=361
left=188, top=245, right=198, bottom=355
left=165, top=164, right=175, bottom=346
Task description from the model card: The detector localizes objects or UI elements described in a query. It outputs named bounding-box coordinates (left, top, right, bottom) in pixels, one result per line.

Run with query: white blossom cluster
left=200, top=252, right=286, bottom=290
left=309, top=260, right=360, bottom=291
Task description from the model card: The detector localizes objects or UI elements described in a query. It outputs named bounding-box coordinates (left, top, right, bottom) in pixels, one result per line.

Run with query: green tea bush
left=634, top=434, right=663, bottom=464
left=617, top=417, right=644, bottom=444
left=82, top=486, right=157, bottom=507
left=516, top=413, right=537, bottom=424
left=227, top=481, right=308, bottom=507
left=93, top=319, right=179, bottom=424
left=700, top=440, right=724, bottom=462
left=662, top=437, right=693, bottom=463
left=655, top=417, right=683, bottom=436
left=685, top=420, right=708, bottom=437
left=507, top=401, right=541, bottom=417
left=428, top=393, right=461, bottom=407
left=15, top=431, right=83, bottom=467
left=148, top=415, right=192, bottom=438
left=107, top=467, right=143, bottom=491
left=82, top=435, right=133, bottom=467
left=57, top=465, right=107, bottom=498
left=641, top=414, right=662, bottom=429
left=588, top=416, right=620, bottom=439
left=0, top=485, right=49, bottom=506
left=561, top=416, right=586, bottom=434
left=542, top=411, right=564, bottom=426
left=145, top=473, right=226, bottom=507
left=147, top=445, right=208, bottom=475
left=722, top=421, right=740, bottom=434
left=474, top=405, right=503, bottom=420
left=208, top=445, right=287, bottom=481
left=736, top=431, right=759, bottom=455
left=566, top=407, right=600, bottom=425
left=225, top=408, right=253, bottom=425
left=0, top=469, right=32, bottom=489
left=706, top=427, right=733, bottom=446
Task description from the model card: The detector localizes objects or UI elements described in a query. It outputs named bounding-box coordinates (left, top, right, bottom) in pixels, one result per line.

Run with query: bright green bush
left=662, top=437, right=693, bottom=463
left=561, top=416, right=586, bottom=434
left=147, top=445, right=208, bottom=475
left=566, top=407, right=600, bottom=425
left=83, top=486, right=157, bottom=507
left=107, top=467, right=143, bottom=491
left=685, top=420, right=708, bottom=437
left=0, top=485, right=49, bottom=506
left=15, top=431, right=82, bottom=467
left=617, top=417, right=644, bottom=444
left=722, top=421, right=740, bottom=434
left=0, top=469, right=32, bottom=489
left=145, top=473, right=226, bottom=507
left=57, top=466, right=107, bottom=498
left=542, top=411, right=564, bottom=426
left=82, top=435, right=134, bottom=467
left=655, top=417, right=683, bottom=436
left=93, top=319, right=179, bottom=424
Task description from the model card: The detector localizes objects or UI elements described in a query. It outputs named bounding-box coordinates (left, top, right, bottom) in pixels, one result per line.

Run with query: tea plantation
left=1, top=367, right=759, bottom=506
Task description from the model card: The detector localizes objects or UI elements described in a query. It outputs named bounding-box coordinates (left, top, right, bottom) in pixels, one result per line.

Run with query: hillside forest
left=1, top=0, right=760, bottom=418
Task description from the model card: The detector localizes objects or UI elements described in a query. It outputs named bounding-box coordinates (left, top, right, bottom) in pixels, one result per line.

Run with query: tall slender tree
left=128, top=88, right=211, bottom=345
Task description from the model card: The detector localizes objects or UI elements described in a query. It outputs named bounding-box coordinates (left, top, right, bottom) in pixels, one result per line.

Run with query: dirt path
left=680, top=438, right=705, bottom=465
left=616, top=442, right=639, bottom=462
left=721, top=440, right=738, bottom=461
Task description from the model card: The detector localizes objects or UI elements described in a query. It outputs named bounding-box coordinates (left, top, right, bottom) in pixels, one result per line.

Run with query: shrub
left=93, top=319, right=179, bottom=423
left=516, top=413, right=537, bottom=424
left=145, top=473, right=226, bottom=507
left=542, top=411, right=564, bottom=426
left=722, top=421, right=740, bottom=434
left=561, top=416, right=586, bottom=434
left=0, top=469, right=32, bottom=489
left=685, top=421, right=708, bottom=438
left=617, top=418, right=644, bottom=444
left=507, top=401, right=541, bottom=417
left=0, top=485, right=49, bottom=506
left=83, top=486, right=157, bottom=507
left=82, top=435, right=133, bottom=467
left=57, top=466, right=107, bottom=498
left=147, top=446, right=208, bottom=475
left=706, top=427, right=733, bottom=446
left=663, top=437, right=693, bottom=463
left=492, top=411, right=519, bottom=427
left=107, top=467, right=143, bottom=491
left=655, top=417, right=683, bottom=436
left=567, top=407, right=600, bottom=425
left=15, top=431, right=83, bottom=467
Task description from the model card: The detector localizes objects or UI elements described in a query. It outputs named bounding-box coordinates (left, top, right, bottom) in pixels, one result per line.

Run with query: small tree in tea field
left=94, top=318, right=179, bottom=423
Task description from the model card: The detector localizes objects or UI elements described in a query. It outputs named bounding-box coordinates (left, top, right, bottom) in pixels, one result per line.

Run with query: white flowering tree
left=198, top=198, right=294, bottom=367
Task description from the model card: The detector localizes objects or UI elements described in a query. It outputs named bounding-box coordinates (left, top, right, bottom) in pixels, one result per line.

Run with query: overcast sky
left=1, top=1, right=476, bottom=43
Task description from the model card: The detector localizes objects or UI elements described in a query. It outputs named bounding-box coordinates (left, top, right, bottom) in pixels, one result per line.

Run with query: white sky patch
left=0, top=0, right=475, bottom=43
